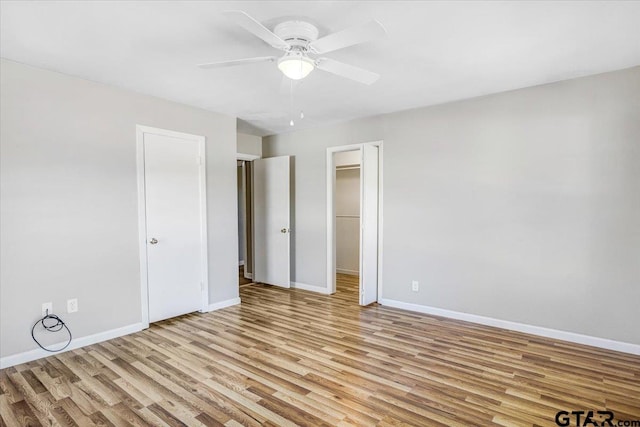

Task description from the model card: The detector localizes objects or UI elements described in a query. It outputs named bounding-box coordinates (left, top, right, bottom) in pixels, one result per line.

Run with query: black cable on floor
left=31, top=310, right=72, bottom=352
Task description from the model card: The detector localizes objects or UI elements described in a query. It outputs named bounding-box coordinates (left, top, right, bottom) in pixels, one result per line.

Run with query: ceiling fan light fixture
left=278, top=54, right=315, bottom=80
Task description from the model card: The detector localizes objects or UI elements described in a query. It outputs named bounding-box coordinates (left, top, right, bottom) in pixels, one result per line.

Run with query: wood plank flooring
left=238, top=266, right=252, bottom=286
left=1, top=275, right=639, bottom=426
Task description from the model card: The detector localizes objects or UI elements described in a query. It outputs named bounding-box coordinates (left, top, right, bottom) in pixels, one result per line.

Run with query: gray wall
left=0, top=59, right=239, bottom=357
left=264, top=66, right=640, bottom=345
left=237, top=133, right=262, bottom=157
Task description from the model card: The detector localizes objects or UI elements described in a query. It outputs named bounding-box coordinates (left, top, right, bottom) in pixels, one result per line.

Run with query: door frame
left=136, top=125, right=209, bottom=329
left=237, top=153, right=259, bottom=280
left=326, top=141, right=383, bottom=299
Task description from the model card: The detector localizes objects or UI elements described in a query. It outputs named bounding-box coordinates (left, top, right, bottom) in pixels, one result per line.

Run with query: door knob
left=149, top=238, right=158, bottom=245
left=280, top=228, right=289, bottom=233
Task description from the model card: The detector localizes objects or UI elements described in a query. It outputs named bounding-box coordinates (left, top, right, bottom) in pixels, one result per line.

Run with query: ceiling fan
left=199, top=11, right=386, bottom=85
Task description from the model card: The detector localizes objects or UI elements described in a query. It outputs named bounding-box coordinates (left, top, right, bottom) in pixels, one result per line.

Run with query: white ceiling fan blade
left=309, top=20, right=386, bottom=54
left=315, top=58, right=380, bottom=85
left=222, top=10, right=289, bottom=50
left=198, top=56, right=276, bottom=69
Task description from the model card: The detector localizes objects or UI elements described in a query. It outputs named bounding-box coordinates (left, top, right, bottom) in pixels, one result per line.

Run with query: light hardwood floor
left=1, top=275, right=639, bottom=426
left=238, top=266, right=252, bottom=287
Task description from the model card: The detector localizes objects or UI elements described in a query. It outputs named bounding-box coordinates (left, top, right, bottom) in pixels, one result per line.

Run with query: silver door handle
left=280, top=228, right=289, bottom=233
left=149, top=238, right=158, bottom=244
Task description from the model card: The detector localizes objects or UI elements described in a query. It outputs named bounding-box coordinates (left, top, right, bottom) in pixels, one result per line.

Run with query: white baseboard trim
left=0, top=322, right=144, bottom=369
left=245, top=273, right=253, bottom=280
left=378, top=299, right=640, bottom=356
left=292, top=282, right=332, bottom=294
left=336, top=268, right=359, bottom=276
left=238, top=261, right=245, bottom=266
left=206, top=297, right=241, bottom=312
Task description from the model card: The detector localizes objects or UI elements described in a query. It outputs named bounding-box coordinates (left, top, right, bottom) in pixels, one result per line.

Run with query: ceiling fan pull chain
left=290, top=79, right=295, bottom=126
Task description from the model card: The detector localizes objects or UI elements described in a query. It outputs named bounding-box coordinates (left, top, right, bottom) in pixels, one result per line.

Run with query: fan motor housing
left=274, top=20, right=319, bottom=48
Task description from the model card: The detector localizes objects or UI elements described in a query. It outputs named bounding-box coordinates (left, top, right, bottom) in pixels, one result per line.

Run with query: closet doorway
left=326, top=142, right=383, bottom=305
left=334, top=151, right=361, bottom=302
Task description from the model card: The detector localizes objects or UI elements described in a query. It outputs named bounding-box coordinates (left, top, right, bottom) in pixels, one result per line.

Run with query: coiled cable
left=31, top=310, right=72, bottom=352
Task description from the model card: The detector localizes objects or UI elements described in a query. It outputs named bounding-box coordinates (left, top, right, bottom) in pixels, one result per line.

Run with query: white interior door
left=143, top=131, right=206, bottom=322
left=360, top=145, right=379, bottom=305
left=253, top=156, right=291, bottom=287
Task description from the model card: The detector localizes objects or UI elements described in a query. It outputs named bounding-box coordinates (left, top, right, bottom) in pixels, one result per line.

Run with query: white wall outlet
left=412, top=280, right=419, bottom=292
left=67, top=298, right=78, bottom=313
left=42, top=302, right=53, bottom=316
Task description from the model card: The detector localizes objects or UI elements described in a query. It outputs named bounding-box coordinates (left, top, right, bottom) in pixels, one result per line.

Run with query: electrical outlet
left=412, top=280, right=419, bottom=292
left=42, top=302, right=52, bottom=316
left=67, top=298, right=78, bottom=313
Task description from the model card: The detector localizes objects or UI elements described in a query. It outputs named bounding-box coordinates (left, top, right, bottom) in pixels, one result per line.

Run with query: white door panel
left=144, top=132, right=204, bottom=322
left=360, top=145, right=379, bottom=305
left=253, top=156, right=291, bottom=287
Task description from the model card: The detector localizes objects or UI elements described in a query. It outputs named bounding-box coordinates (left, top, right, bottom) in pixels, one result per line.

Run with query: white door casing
left=326, top=142, right=383, bottom=299
left=360, top=144, right=379, bottom=306
left=252, top=156, right=291, bottom=287
left=137, top=126, right=208, bottom=327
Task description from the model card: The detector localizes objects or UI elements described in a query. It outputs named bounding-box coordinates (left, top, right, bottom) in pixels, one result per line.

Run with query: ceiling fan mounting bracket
left=273, top=20, right=319, bottom=49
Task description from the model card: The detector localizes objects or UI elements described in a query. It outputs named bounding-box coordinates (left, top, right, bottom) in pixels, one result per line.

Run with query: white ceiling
left=2, top=1, right=639, bottom=136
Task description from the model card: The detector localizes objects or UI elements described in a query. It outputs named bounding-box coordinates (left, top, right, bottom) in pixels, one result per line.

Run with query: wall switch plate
left=412, top=280, right=419, bottom=292
left=67, top=298, right=78, bottom=313
left=42, top=302, right=53, bottom=316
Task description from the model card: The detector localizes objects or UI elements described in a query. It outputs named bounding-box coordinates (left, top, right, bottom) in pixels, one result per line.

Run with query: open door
left=253, top=156, right=291, bottom=287
left=360, top=145, right=379, bottom=305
